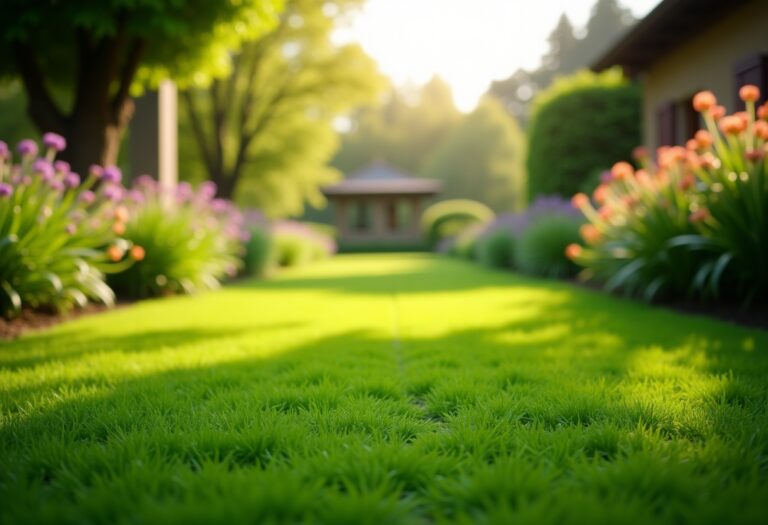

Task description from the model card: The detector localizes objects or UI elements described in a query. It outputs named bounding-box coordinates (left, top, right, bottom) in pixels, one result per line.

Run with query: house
left=321, top=162, right=441, bottom=247
left=593, top=0, right=768, bottom=149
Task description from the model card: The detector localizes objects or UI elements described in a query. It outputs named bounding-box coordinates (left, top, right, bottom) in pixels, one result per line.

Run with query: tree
left=0, top=0, right=282, bottom=175
left=333, top=77, right=461, bottom=175
left=488, top=0, right=635, bottom=125
left=421, top=97, right=526, bottom=212
left=180, top=0, right=382, bottom=214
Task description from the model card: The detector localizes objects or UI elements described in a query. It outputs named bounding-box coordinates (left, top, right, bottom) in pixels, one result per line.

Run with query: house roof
left=592, top=0, right=753, bottom=73
left=322, top=162, right=441, bottom=197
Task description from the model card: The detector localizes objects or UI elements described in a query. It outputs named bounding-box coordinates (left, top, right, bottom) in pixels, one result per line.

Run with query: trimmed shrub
left=569, top=86, right=768, bottom=304
left=515, top=214, right=582, bottom=278
left=108, top=179, right=245, bottom=298
left=0, top=135, right=138, bottom=318
left=527, top=68, right=641, bottom=199
left=421, top=199, right=495, bottom=246
left=475, top=229, right=515, bottom=268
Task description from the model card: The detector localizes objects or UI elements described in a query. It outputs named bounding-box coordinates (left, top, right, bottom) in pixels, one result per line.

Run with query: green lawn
left=1, top=254, right=767, bottom=524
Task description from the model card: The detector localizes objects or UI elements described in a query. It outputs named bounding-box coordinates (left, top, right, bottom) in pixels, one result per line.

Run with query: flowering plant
left=568, top=85, right=768, bottom=303
left=0, top=134, right=140, bottom=317
left=107, top=178, right=247, bottom=298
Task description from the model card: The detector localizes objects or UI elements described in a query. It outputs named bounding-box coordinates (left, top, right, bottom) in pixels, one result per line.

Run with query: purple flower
left=17, top=139, right=38, bottom=158
left=89, top=165, right=104, bottom=178
left=102, top=166, right=122, bottom=184
left=54, top=160, right=71, bottom=174
left=176, top=182, right=193, bottom=202
left=65, top=223, right=77, bottom=235
left=103, top=185, right=124, bottom=202
left=0, top=183, right=13, bottom=198
left=0, top=141, right=9, bottom=160
left=49, top=179, right=65, bottom=192
left=135, top=174, right=156, bottom=187
left=199, top=181, right=217, bottom=199
left=33, top=159, right=54, bottom=181
left=42, top=132, right=66, bottom=152
left=600, top=170, right=613, bottom=183
left=64, top=172, right=81, bottom=188
left=127, top=189, right=145, bottom=203
left=78, top=190, right=96, bottom=205
left=211, top=199, right=232, bottom=213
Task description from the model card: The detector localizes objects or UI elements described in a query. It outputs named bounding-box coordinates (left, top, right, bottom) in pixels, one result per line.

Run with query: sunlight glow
left=334, top=0, right=662, bottom=111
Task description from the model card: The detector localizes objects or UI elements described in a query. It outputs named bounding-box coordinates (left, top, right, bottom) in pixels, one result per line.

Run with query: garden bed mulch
left=0, top=304, right=114, bottom=340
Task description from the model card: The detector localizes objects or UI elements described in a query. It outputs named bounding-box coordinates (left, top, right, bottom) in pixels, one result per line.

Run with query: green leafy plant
left=475, top=229, right=515, bottom=269
left=0, top=135, right=138, bottom=318
left=108, top=180, right=246, bottom=298
left=243, top=227, right=275, bottom=277
left=569, top=85, right=768, bottom=303
left=421, top=199, right=495, bottom=247
left=515, top=214, right=582, bottom=278
left=527, top=68, right=641, bottom=199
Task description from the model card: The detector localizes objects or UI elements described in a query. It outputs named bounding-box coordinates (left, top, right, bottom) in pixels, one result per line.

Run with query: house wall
left=642, top=0, right=768, bottom=148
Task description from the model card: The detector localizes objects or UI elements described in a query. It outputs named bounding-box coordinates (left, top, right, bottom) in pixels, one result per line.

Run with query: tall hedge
left=526, top=68, right=641, bottom=199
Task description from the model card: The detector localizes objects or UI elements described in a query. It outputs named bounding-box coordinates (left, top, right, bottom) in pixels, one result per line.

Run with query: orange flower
left=711, top=105, right=727, bottom=119
left=130, top=245, right=146, bottom=261
left=692, top=90, right=717, bottom=112
left=565, top=243, right=583, bottom=260
left=694, top=129, right=713, bottom=149
left=678, top=174, right=695, bottom=191
left=114, top=205, right=129, bottom=223
left=593, top=184, right=609, bottom=204
left=658, top=146, right=686, bottom=168
left=688, top=208, right=710, bottom=224
left=635, top=169, right=652, bottom=187
left=622, top=195, right=639, bottom=208
left=758, top=103, right=768, bottom=121
left=571, top=192, right=589, bottom=209
left=739, top=84, right=760, bottom=103
left=754, top=120, right=768, bottom=140
left=107, top=245, right=124, bottom=262
left=734, top=111, right=749, bottom=128
left=719, top=115, right=745, bottom=135
left=686, top=139, right=699, bottom=151
left=112, top=222, right=126, bottom=235
left=598, top=205, right=613, bottom=220
left=611, top=161, right=634, bottom=180
left=579, top=224, right=602, bottom=245
left=632, top=146, right=650, bottom=161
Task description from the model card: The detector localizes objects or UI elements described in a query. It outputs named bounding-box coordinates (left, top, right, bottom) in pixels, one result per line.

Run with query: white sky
left=334, top=0, right=662, bottom=111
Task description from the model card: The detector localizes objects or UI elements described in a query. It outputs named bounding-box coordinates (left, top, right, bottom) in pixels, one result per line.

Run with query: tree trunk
left=13, top=31, right=144, bottom=176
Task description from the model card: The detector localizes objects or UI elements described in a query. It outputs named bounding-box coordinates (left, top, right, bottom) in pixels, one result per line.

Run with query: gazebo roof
left=322, top=162, right=441, bottom=197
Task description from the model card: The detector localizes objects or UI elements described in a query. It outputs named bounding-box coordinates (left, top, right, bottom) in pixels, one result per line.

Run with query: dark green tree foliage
left=488, top=0, right=635, bottom=125
left=0, top=0, right=281, bottom=174
left=422, top=97, right=526, bottom=212
left=181, top=0, right=382, bottom=216
left=333, top=77, right=461, bottom=175
left=526, top=69, right=641, bottom=199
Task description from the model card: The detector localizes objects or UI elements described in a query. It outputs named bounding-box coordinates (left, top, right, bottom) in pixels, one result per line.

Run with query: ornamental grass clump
left=0, top=134, right=140, bottom=318
left=107, top=179, right=247, bottom=298
left=271, top=220, right=337, bottom=268
left=568, top=85, right=768, bottom=303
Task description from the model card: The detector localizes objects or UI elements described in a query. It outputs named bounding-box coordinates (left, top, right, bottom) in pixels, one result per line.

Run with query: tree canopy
left=488, top=0, right=635, bottom=125
left=0, top=0, right=282, bottom=173
left=332, top=77, right=462, bottom=175
left=422, top=97, right=527, bottom=212
left=180, top=0, right=383, bottom=217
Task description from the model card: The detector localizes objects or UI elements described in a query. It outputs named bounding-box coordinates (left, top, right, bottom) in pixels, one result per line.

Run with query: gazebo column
left=335, top=198, right=349, bottom=240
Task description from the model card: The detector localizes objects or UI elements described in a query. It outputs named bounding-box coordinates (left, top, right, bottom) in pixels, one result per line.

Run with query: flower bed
left=568, top=85, right=768, bottom=304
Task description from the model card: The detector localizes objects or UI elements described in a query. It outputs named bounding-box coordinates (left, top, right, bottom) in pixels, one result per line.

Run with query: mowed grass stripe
left=1, top=254, right=767, bottom=524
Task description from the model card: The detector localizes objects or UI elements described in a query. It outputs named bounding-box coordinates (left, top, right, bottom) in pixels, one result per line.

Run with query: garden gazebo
left=322, top=162, right=441, bottom=247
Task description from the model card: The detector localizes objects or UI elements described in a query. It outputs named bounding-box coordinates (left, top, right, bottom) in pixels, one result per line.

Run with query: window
left=734, top=54, right=768, bottom=110
left=657, top=101, right=676, bottom=147
left=348, top=201, right=371, bottom=232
